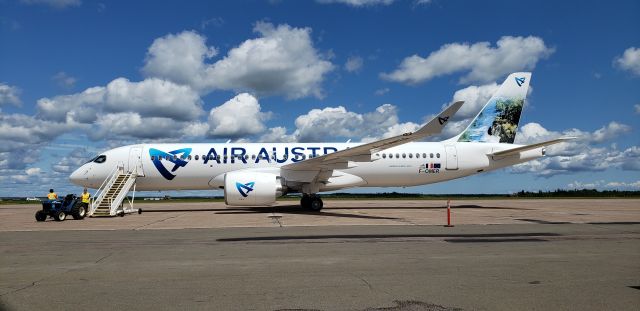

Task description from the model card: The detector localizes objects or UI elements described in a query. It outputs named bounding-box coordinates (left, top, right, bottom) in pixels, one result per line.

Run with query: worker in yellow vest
left=81, top=188, right=91, bottom=212
left=47, top=189, right=58, bottom=200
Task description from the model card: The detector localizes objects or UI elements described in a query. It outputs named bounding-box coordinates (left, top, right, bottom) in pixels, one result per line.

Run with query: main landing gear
left=300, top=194, right=323, bottom=212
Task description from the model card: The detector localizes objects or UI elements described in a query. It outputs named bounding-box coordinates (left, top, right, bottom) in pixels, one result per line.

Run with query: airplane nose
left=69, top=167, right=86, bottom=186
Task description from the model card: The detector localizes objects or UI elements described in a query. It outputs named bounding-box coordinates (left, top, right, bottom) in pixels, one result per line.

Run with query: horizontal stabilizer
left=489, top=137, right=577, bottom=157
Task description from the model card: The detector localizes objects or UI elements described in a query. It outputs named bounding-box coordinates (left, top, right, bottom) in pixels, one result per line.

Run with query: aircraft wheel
left=309, top=196, right=323, bottom=212
left=300, top=194, right=311, bottom=209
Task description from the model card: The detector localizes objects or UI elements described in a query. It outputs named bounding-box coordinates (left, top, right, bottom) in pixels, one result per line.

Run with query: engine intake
left=224, top=171, right=285, bottom=206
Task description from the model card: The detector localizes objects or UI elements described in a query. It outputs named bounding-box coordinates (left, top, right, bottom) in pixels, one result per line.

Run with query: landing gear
left=300, top=194, right=323, bottom=212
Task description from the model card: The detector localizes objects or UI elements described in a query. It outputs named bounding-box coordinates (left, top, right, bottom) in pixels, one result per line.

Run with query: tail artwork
left=457, top=72, right=532, bottom=144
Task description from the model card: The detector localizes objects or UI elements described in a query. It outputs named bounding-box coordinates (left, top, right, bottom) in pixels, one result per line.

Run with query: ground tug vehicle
left=35, top=194, right=87, bottom=221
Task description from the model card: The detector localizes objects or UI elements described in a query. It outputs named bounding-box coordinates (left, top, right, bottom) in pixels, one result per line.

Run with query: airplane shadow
left=215, top=205, right=401, bottom=220
left=217, top=232, right=561, bottom=242
left=142, top=205, right=401, bottom=220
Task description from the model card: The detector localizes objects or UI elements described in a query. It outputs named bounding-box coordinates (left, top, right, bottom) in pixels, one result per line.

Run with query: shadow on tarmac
left=217, top=232, right=561, bottom=242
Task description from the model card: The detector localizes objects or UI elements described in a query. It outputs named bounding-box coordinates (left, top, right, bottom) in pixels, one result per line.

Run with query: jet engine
left=224, top=171, right=286, bottom=206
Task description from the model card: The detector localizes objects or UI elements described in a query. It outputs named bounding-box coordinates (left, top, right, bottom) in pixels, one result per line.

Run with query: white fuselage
left=70, top=142, right=543, bottom=193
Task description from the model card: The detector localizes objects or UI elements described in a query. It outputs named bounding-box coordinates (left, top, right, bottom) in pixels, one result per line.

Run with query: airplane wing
left=281, top=101, right=464, bottom=172
left=488, top=137, right=577, bottom=157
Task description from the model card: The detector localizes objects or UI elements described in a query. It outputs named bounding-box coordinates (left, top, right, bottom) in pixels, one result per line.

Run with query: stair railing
left=109, top=164, right=139, bottom=216
left=89, top=162, right=123, bottom=216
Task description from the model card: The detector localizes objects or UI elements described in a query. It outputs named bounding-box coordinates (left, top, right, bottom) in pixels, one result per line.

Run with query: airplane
left=70, top=72, right=573, bottom=211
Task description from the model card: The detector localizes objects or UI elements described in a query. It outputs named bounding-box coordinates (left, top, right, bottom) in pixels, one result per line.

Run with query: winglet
left=414, top=101, right=464, bottom=137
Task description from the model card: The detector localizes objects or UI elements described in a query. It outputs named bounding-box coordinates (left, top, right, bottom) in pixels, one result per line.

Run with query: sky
left=0, top=0, right=639, bottom=197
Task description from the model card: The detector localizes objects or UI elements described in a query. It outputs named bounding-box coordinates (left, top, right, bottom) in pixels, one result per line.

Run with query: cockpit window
left=85, top=156, right=98, bottom=164
left=93, top=155, right=107, bottom=163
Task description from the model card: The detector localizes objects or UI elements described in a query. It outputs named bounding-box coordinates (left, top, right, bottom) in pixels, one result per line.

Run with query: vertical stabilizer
left=456, top=72, right=531, bottom=144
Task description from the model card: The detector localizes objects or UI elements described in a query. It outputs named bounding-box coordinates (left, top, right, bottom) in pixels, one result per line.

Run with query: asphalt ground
left=1, top=199, right=639, bottom=231
left=0, top=199, right=639, bottom=310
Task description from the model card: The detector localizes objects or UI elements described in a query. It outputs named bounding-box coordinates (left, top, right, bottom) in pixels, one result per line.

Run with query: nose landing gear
left=300, top=194, right=323, bottom=212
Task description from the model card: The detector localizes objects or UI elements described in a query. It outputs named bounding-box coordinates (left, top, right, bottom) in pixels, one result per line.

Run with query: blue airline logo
left=515, top=77, right=526, bottom=87
left=149, top=148, right=192, bottom=180
left=236, top=182, right=255, bottom=197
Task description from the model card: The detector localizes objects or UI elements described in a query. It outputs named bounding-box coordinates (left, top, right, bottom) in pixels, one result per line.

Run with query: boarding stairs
left=89, top=163, right=139, bottom=217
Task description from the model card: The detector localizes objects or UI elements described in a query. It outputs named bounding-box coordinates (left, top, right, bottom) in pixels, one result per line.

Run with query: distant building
left=26, top=197, right=40, bottom=201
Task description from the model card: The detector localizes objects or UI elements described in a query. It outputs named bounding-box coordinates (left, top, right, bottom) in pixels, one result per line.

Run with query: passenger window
left=195, top=155, right=199, bottom=160
left=408, top=153, right=413, bottom=158
left=389, top=154, right=393, bottom=159
left=430, top=153, right=434, bottom=158
left=188, top=155, right=192, bottom=160
left=422, top=153, right=427, bottom=158
left=382, top=154, right=387, bottom=159
left=94, top=155, right=107, bottom=163
left=436, top=153, right=440, bottom=158
left=395, top=153, right=399, bottom=158
left=151, top=155, right=155, bottom=160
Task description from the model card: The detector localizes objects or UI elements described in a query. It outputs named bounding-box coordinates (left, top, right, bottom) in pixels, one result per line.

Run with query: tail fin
left=456, top=72, right=531, bottom=144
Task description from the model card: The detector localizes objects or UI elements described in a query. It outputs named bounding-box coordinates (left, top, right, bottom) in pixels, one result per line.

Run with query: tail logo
left=438, top=116, right=449, bottom=125
left=515, top=77, right=526, bottom=87
left=149, top=148, right=192, bottom=180
left=236, top=182, right=255, bottom=197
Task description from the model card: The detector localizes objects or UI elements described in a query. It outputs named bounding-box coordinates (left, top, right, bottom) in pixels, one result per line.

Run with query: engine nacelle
left=224, top=171, right=285, bottom=206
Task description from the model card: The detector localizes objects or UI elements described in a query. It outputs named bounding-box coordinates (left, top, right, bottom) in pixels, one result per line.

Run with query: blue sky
left=0, top=0, right=639, bottom=197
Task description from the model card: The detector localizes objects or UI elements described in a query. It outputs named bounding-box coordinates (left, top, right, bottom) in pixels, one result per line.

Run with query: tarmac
left=0, top=199, right=639, bottom=310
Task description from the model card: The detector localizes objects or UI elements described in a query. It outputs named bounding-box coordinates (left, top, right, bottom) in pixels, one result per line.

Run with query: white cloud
left=37, top=86, right=104, bottom=123
left=512, top=122, right=637, bottom=177
left=143, top=23, right=334, bottom=99
left=294, top=103, right=402, bottom=142
left=259, top=126, right=297, bottom=143
left=413, top=0, right=432, bottom=5
left=614, top=47, right=640, bottom=76
left=443, top=83, right=499, bottom=119
left=0, top=113, right=72, bottom=150
left=104, top=78, right=203, bottom=121
left=0, top=83, right=22, bottom=106
left=37, top=77, right=203, bottom=128
left=316, top=0, right=395, bottom=6
left=35, top=77, right=205, bottom=141
left=92, top=113, right=189, bottom=140
left=142, top=31, right=218, bottom=91
left=568, top=180, right=640, bottom=190
left=635, top=104, right=640, bottom=114
left=0, top=110, right=76, bottom=171
left=25, top=167, right=42, bottom=176
left=200, top=17, right=224, bottom=29
left=51, top=148, right=88, bottom=173
left=374, top=88, right=389, bottom=96
left=345, top=56, right=364, bottom=73
left=20, top=0, right=81, bottom=9
left=207, top=93, right=270, bottom=139
left=381, top=36, right=554, bottom=84
left=591, top=121, right=632, bottom=143
left=52, top=71, right=77, bottom=88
